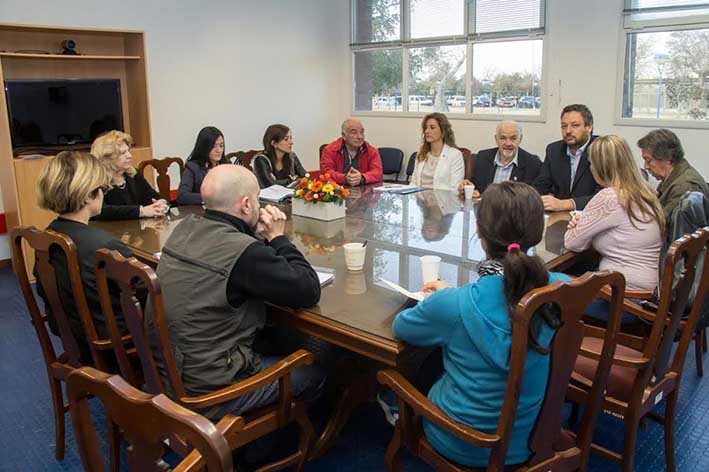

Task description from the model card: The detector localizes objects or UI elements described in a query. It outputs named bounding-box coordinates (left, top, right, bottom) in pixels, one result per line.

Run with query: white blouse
left=411, top=144, right=465, bottom=190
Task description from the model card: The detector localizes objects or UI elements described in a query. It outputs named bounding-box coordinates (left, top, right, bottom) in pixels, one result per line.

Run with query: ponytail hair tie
left=507, top=243, right=521, bottom=252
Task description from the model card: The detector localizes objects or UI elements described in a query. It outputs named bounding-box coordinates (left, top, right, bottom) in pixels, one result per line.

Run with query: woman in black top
left=177, top=126, right=229, bottom=205
left=35, top=151, right=134, bottom=362
left=252, top=124, right=307, bottom=189
left=91, top=130, right=169, bottom=220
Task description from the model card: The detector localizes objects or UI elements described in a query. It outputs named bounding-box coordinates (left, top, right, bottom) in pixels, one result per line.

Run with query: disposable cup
left=420, top=255, right=441, bottom=283
left=464, top=184, right=475, bottom=200
left=344, top=242, right=366, bottom=271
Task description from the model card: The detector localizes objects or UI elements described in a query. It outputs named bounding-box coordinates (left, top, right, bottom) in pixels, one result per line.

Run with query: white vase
left=292, top=198, right=346, bottom=221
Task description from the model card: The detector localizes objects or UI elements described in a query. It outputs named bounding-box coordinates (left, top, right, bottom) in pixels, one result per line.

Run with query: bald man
left=320, top=118, right=383, bottom=186
left=146, top=164, right=324, bottom=419
left=469, top=121, right=542, bottom=194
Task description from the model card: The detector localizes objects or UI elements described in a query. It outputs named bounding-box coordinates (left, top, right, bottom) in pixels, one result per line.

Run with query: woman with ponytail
left=392, top=181, right=570, bottom=467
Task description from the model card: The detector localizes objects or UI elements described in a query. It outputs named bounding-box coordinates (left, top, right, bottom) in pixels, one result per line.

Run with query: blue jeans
left=584, top=298, right=643, bottom=325
left=201, top=355, right=326, bottom=420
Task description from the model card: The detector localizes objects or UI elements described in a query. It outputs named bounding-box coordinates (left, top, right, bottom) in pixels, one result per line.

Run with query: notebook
left=259, top=185, right=294, bottom=203
left=313, top=266, right=335, bottom=287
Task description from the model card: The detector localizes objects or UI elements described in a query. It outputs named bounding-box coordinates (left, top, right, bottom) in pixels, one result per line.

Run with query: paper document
left=379, top=278, right=424, bottom=301
left=373, top=184, right=425, bottom=195
left=313, top=266, right=335, bottom=287
left=259, top=185, right=294, bottom=203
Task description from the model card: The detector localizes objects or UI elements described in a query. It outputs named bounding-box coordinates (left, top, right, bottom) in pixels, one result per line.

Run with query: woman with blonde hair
left=35, top=151, right=133, bottom=360
left=410, top=113, right=465, bottom=189
left=91, top=130, right=168, bottom=220
left=565, top=135, right=664, bottom=322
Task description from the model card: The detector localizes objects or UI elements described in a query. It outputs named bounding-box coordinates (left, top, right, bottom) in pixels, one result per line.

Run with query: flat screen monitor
left=4, top=78, right=124, bottom=148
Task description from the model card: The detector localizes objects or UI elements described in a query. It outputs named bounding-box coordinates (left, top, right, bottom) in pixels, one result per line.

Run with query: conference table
left=91, top=184, right=578, bottom=457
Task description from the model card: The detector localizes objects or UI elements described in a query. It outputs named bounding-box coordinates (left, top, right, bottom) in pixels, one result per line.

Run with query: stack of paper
left=379, top=278, right=424, bottom=301
left=259, top=185, right=294, bottom=203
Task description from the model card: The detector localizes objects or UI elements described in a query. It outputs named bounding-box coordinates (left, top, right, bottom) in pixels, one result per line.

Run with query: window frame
left=350, top=0, right=548, bottom=122
left=615, top=2, right=709, bottom=129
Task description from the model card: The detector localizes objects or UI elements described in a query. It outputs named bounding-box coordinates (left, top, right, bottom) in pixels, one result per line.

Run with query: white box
left=292, top=198, right=346, bottom=221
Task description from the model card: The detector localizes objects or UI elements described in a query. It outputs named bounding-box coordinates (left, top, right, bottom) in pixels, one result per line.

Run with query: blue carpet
left=1, top=265, right=708, bottom=471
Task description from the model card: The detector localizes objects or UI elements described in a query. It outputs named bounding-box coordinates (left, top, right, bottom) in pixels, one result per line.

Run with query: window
left=621, top=0, right=709, bottom=122
left=352, top=0, right=545, bottom=116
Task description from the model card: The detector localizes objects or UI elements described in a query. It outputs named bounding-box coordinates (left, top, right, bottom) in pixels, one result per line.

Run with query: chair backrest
left=138, top=158, right=185, bottom=201
left=318, top=143, right=327, bottom=159
left=94, top=248, right=184, bottom=398
left=457, top=147, right=475, bottom=181
left=67, top=366, right=236, bottom=472
left=493, top=271, right=625, bottom=470
left=226, top=150, right=259, bottom=169
left=95, top=249, right=161, bottom=390
left=650, top=228, right=709, bottom=381
left=378, top=147, right=404, bottom=176
left=10, top=227, right=97, bottom=368
left=406, top=152, right=417, bottom=181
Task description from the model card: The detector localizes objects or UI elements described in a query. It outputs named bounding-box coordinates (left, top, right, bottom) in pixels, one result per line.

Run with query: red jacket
left=319, top=138, right=383, bottom=185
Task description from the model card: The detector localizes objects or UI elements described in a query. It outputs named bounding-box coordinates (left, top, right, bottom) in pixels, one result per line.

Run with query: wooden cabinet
left=0, top=23, right=153, bottom=273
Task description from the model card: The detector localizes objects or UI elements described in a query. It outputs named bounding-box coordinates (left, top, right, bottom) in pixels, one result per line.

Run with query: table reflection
left=92, top=187, right=573, bottom=344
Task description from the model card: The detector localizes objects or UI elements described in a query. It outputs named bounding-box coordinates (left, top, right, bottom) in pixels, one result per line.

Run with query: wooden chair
left=377, top=271, right=626, bottom=472
left=137, top=157, right=185, bottom=201
left=10, top=227, right=130, bottom=466
left=318, top=143, right=327, bottom=159
left=94, top=248, right=316, bottom=471
left=67, top=366, right=241, bottom=472
left=458, top=147, right=476, bottom=181
left=569, top=227, right=709, bottom=472
left=226, top=150, right=259, bottom=169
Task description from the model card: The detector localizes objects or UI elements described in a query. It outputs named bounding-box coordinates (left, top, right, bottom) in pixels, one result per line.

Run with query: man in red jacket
left=320, top=118, right=383, bottom=186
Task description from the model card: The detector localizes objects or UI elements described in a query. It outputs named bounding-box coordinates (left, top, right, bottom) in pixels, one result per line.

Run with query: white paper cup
left=464, top=184, right=475, bottom=200
left=420, top=255, right=441, bottom=283
left=344, top=242, right=366, bottom=271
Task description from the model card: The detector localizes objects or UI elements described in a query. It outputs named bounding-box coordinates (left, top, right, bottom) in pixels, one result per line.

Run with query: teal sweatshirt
left=393, top=272, right=570, bottom=467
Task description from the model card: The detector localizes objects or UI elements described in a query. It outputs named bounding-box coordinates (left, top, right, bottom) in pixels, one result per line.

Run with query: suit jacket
left=533, top=137, right=602, bottom=210
left=471, top=147, right=543, bottom=193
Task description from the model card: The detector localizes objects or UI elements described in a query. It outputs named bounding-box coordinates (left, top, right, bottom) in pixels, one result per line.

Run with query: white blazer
left=411, top=144, right=465, bottom=190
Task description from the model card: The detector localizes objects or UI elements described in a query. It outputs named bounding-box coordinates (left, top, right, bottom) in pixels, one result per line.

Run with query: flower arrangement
left=294, top=173, right=349, bottom=205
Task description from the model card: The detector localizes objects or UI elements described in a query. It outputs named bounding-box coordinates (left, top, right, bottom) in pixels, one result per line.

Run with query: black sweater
left=96, top=172, right=163, bottom=220
left=252, top=152, right=307, bottom=189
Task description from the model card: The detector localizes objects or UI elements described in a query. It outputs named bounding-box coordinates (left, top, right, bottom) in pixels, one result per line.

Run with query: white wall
left=0, top=0, right=351, bottom=260
left=346, top=0, right=709, bottom=181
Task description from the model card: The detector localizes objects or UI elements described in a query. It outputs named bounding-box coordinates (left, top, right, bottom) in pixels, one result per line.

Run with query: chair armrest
left=180, top=349, right=314, bottom=409
left=92, top=334, right=134, bottom=350
left=173, top=414, right=244, bottom=472
left=578, top=343, right=651, bottom=370
left=377, top=370, right=499, bottom=449
left=599, top=285, right=654, bottom=301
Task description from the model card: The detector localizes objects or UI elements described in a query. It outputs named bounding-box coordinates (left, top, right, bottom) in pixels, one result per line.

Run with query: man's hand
left=256, top=205, right=287, bottom=241
left=541, top=195, right=574, bottom=212
left=422, top=280, right=449, bottom=297
left=140, top=198, right=169, bottom=218
left=346, top=168, right=363, bottom=187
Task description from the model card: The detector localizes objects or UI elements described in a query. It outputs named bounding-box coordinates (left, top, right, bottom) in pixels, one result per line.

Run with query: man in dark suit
left=533, top=104, right=602, bottom=211
left=469, top=121, right=542, bottom=194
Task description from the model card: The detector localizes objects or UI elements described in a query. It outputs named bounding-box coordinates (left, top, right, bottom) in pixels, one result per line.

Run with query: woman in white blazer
left=411, top=113, right=465, bottom=190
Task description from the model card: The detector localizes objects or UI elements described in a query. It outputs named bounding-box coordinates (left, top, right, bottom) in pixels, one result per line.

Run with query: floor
left=1, top=265, right=708, bottom=471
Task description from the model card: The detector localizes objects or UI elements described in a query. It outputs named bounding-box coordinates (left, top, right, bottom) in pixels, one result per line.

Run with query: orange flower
left=305, top=192, right=313, bottom=201
left=319, top=174, right=325, bottom=181
left=300, top=177, right=308, bottom=184
left=342, top=188, right=350, bottom=197
left=311, top=180, right=323, bottom=192
left=325, top=173, right=331, bottom=179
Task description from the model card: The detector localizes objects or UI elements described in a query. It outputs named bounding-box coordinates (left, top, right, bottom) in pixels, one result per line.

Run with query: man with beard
left=465, top=120, right=542, bottom=194
left=533, top=104, right=602, bottom=211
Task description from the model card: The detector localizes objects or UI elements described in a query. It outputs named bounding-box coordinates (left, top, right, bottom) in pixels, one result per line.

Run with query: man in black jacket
left=533, top=104, right=602, bottom=211
left=469, top=121, right=542, bottom=194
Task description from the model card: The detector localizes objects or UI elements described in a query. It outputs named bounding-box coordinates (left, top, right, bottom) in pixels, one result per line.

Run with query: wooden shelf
left=0, top=52, right=141, bottom=60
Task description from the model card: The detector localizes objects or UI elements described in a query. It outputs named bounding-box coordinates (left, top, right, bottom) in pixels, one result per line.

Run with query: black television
left=4, top=78, right=124, bottom=149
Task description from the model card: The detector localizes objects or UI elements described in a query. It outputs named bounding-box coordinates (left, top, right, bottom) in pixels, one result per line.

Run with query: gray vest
left=147, top=214, right=265, bottom=396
